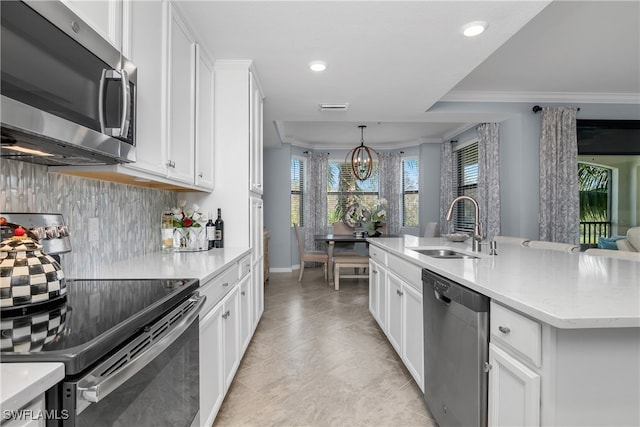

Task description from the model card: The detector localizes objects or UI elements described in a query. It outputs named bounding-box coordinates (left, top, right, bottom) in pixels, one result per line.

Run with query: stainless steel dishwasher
left=422, top=268, right=490, bottom=427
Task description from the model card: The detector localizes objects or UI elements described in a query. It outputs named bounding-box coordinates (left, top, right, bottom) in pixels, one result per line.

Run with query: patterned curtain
left=378, top=152, right=402, bottom=235
left=539, top=107, right=580, bottom=245
left=303, top=152, right=328, bottom=250
left=477, top=123, right=501, bottom=239
left=439, top=141, right=454, bottom=235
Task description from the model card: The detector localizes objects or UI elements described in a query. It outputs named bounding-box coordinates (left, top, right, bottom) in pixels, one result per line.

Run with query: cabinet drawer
left=388, top=253, right=422, bottom=292
left=369, top=245, right=387, bottom=265
left=491, top=301, right=541, bottom=367
left=239, top=255, right=251, bottom=279
left=201, top=266, right=237, bottom=315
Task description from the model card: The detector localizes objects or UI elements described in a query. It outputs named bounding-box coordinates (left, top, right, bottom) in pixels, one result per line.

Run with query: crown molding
left=441, top=91, right=640, bottom=104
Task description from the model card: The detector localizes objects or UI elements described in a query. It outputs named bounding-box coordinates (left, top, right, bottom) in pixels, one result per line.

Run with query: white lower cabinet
left=488, top=343, right=541, bottom=427
left=252, top=257, right=264, bottom=330
left=199, top=302, right=224, bottom=427
left=369, top=247, right=424, bottom=393
left=386, top=271, right=424, bottom=392
left=368, top=258, right=387, bottom=328
left=222, top=285, right=240, bottom=391
left=199, top=253, right=263, bottom=426
left=239, top=273, right=252, bottom=354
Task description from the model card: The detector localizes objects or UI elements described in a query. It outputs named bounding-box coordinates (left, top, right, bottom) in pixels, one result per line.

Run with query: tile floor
left=212, top=267, right=436, bottom=426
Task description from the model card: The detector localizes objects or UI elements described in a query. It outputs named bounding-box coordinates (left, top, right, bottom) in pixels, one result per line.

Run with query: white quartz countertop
left=0, top=363, right=64, bottom=412
left=81, top=247, right=251, bottom=283
left=369, top=235, right=640, bottom=329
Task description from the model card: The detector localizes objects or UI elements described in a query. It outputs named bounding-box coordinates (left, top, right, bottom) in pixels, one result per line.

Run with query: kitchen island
left=367, top=235, right=640, bottom=427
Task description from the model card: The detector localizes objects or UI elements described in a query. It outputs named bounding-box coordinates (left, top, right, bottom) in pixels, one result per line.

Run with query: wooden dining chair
left=332, top=221, right=358, bottom=255
left=293, top=224, right=329, bottom=282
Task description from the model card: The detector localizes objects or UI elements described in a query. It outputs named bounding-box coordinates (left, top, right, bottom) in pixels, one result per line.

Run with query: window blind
left=402, top=158, right=419, bottom=227
left=291, top=157, right=304, bottom=226
left=453, top=143, right=479, bottom=233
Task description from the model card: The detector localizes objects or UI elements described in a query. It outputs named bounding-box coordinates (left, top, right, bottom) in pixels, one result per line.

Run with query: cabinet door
left=369, top=259, right=380, bottom=321
left=239, top=274, right=252, bottom=353
left=249, top=71, right=263, bottom=194
left=402, top=283, right=424, bottom=392
left=126, top=0, right=168, bottom=176
left=199, top=303, right=224, bottom=427
left=250, top=197, right=264, bottom=263
left=386, top=273, right=403, bottom=354
left=195, top=45, right=215, bottom=190
left=252, top=257, right=264, bottom=329
left=488, top=344, right=541, bottom=427
left=62, top=0, right=122, bottom=50
left=222, top=285, right=240, bottom=391
left=166, top=4, right=196, bottom=184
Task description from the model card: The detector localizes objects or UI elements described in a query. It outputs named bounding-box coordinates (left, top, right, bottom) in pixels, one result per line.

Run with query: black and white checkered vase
left=0, top=237, right=66, bottom=309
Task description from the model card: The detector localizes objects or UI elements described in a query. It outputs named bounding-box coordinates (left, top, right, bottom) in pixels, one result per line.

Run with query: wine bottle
left=206, top=213, right=215, bottom=250
left=214, top=208, right=224, bottom=248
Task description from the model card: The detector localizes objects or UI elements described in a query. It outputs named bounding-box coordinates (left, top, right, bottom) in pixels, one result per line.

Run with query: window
left=327, top=161, right=379, bottom=225
left=453, top=142, right=478, bottom=233
left=402, top=158, right=419, bottom=227
left=291, top=157, right=305, bottom=226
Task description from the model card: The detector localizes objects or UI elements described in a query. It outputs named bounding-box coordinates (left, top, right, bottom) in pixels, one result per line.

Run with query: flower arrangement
left=171, top=200, right=204, bottom=228
left=362, top=198, right=387, bottom=235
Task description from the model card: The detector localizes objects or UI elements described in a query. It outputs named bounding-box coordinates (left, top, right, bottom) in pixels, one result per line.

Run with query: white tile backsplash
left=0, top=159, right=177, bottom=278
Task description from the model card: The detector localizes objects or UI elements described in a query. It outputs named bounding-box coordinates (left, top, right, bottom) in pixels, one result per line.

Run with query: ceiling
left=179, top=1, right=640, bottom=150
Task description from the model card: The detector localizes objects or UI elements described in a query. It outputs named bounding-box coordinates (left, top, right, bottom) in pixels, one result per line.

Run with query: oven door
left=55, top=294, right=204, bottom=427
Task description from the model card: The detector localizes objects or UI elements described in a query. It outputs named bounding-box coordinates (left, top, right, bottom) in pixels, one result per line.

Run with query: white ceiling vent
left=319, top=103, right=349, bottom=111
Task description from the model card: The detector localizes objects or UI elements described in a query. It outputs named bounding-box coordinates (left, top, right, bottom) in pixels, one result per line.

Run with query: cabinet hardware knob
left=397, top=290, right=403, bottom=296
left=222, top=282, right=229, bottom=287
left=498, top=326, right=511, bottom=334
left=241, top=291, right=246, bottom=296
left=198, top=172, right=204, bottom=178
left=483, top=362, right=492, bottom=372
left=373, top=270, right=378, bottom=274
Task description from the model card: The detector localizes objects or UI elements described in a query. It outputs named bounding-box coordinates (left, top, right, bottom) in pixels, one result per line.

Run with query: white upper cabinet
left=249, top=71, right=264, bottom=194
left=61, top=0, right=122, bottom=50
left=166, top=4, right=196, bottom=184
left=195, top=46, right=215, bottom=190
left=126, top=0, right=167, bottom=176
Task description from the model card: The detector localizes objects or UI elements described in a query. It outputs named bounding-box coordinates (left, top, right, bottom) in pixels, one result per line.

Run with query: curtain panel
left=439, top=141, right=454, bottom=235
left=539, top=107, right=580, bottom=245
left=303, top=152, right=328, bottom=250
left=477, top=123, right=501, bottom=239
left=378, top=152, right=402, bottom=235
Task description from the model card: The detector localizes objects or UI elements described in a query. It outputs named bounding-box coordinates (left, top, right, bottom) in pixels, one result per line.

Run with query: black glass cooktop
left=0, top=278, right=199, bottom=375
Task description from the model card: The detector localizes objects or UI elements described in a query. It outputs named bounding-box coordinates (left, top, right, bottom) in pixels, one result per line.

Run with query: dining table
left=314, top=233, right=400, bottom=280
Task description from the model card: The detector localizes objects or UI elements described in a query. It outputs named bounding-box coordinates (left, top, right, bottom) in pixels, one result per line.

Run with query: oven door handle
left=76, top=294, right=205, bottom=406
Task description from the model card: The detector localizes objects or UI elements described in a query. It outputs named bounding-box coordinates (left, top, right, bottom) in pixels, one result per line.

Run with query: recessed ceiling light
left=309, top=61, right=327, bottom=72
left=462, top=21, right=488, bottom=37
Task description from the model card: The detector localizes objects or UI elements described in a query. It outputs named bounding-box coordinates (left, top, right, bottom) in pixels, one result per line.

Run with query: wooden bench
left=333, top=255, right=369, bottom=290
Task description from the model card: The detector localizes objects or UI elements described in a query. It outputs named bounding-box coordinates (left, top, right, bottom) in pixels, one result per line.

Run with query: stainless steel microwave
left=0, top=0, right=136, bottom=166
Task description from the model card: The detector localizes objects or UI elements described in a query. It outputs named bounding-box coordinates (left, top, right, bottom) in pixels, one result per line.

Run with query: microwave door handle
left=97, top=69, right=130, bottom=138
left=98, top=69, right=108, bottom=134
left=76, top=295, right=205, bottom=409
left=118, top=69, right=131, bottom=138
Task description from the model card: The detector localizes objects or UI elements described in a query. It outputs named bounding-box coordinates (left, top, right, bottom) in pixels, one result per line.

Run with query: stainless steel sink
left=410, top=248, right=479, bottom=259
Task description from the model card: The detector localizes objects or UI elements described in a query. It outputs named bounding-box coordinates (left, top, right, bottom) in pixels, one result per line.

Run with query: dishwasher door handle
left=433, top=289, right=451, bottom=305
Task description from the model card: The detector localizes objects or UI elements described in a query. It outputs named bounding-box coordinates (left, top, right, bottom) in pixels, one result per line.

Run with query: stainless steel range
left=0, top=213, right=204, bottom=427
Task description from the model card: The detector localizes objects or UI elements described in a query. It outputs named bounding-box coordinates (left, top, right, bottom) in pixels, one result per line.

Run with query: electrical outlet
left=88, top=217, right=99, bottom=242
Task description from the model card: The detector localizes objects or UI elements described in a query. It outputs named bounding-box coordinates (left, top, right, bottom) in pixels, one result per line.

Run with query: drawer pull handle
left=222, top=282, right=229, bottom=287
left=498, top=326, right=511, bottom=334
